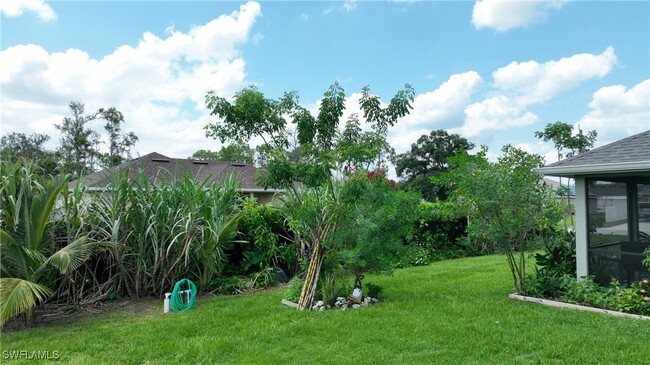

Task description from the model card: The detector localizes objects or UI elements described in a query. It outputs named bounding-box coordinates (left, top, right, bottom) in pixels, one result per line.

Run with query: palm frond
left=1, top=228, right=15, bottom=246
left=45, top=237, right=101, bottom=275
left=25, top=178, right=68, bottom=251
left=1, top=242, right=47, bottom=280
left=0, top=277, right=52, bottom=324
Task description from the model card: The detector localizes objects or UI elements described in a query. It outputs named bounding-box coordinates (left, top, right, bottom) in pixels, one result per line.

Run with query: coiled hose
left=170, top=278, right=197, bottom=312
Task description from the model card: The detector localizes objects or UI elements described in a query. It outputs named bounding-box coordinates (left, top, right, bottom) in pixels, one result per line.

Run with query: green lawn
left=3, top=255, right=649, bottom=364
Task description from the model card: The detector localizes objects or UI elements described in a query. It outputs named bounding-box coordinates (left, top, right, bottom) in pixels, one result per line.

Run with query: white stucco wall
left=574, top=177, right=589, bottom=280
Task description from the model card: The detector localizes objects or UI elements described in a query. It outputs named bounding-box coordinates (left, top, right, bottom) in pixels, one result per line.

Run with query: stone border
left=281, top=299, right=299, bottom=309
left=508, top=294, right=650, bottom=320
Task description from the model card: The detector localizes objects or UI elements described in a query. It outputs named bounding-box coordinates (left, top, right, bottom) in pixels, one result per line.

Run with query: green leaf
left=0, top=277, right=52, bottom=324
left=45, top=237, right=100, bottom=275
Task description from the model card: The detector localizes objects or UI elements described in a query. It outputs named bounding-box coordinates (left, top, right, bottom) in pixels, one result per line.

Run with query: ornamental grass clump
left=86, top=169, right=242, bottom=297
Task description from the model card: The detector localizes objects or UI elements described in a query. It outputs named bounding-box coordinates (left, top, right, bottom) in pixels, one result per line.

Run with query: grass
left=3, top=255, right=649, bottom=364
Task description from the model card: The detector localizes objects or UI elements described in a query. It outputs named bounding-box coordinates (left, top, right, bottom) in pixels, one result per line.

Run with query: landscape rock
left=311, top=296, right=380, bottom=311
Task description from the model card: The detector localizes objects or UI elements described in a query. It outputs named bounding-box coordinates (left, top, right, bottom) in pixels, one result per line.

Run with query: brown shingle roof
left=70, top=152, right=280, bottom=192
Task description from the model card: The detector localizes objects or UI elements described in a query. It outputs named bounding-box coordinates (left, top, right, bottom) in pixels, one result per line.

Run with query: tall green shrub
left=235, top=198, right=297, bottom=277
left=333, top=170, right=420, bottom=286
left=440, top=146, right=562, bottom=294
left=405, top=201, right=474, bottom=265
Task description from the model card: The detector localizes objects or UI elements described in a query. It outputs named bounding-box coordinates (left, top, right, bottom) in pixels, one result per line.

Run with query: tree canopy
left=205, top=82, right=415, bottom=191
left=439, top=145, right=561, bottom=294
left=0, top=132, right=60, bottom=178
left=534, top=121, right=597, bottom=160
left=55, top=102, right=101, bottom=178
left=393, top=130, right=474, bottom=201
left=100, top=107, right=138, bottom=167
left=191, top=143, right=255, bottom=165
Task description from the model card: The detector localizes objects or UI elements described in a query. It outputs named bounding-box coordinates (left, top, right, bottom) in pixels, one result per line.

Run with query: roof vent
left=192, top=161, right=208, bottom=165
left=151, top=158, right=170, bottom=163
left=231, top=162, right=246, bottom=167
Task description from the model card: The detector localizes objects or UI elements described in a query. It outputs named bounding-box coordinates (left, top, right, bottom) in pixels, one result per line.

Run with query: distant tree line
left=1, top=102, right=138, bottom=179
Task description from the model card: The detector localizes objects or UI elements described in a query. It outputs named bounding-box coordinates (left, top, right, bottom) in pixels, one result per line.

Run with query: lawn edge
left=508, top=293, right=650, bottom=321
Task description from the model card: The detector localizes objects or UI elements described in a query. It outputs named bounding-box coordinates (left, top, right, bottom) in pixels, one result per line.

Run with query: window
left=587, top=179, right=650, bottom=285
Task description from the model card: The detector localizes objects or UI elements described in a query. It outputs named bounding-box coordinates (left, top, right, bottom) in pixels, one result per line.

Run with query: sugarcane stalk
left=297, top=223, right=331, bottom=310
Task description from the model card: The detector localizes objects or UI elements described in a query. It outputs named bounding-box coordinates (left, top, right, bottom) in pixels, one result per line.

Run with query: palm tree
left=0, top=160, right=99, bottom=325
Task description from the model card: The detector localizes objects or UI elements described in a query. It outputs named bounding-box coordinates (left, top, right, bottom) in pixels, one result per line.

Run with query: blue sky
left=1, top=0, right=649, bottom=174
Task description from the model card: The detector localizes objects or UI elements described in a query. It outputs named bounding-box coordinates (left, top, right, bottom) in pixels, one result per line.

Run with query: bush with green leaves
left=559, top=275, right=609, bottom=308
left=404, top=201, right=477, bottom=265
left=209, top=269, right=278, bottom=295
left=439, top=145, right=562, bottom=294
left=557, top=276, right=650, bottom=316
left=527, top=230, right=577, bottom=298
left=234, top=198, right=298, bottom=278
left=333, top=170, right=420, bottom=287
left=283, top=277, right=305, bottom=303
left=317, top=272, right=349, bottom=305
left=364, top=282, right=383, bottom=298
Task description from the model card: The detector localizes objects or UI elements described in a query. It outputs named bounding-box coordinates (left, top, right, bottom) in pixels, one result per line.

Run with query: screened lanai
left=537, top=130, right=650, bottom=286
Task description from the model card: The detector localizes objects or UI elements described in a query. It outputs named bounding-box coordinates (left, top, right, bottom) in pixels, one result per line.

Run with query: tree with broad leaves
left=534, top=122, right=597, bottom=227
left=334, top=170, right=419, bottom=286
left=0, top=132, right=60, bottom=178
left=336, top=114, right=395, bottom=175
left=205, top=82, right=415, bottom=309
left=534, top=122, right=597, bottom=160
left=191, top=143, right=255, bottom=165
left=439, top=145, right=561, bottom=294
left=393, top=130, right=474, bottom=201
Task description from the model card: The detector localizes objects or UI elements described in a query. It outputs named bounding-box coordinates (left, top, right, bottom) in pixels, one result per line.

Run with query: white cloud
left=472, top=0, right=567, bottom=32
left=402, top=71, right=483, bottom=129
left=298, top=13, right=310, bottom=22
left=300, top=73, right=482, bottom=155
left=453, top=95, right=538, bottom=138
left=514, top=141, right=558, bottom=164
left=452, top=48, right=617, bottom=138
left=0, top=1, right=262, bottom=158
left=577, top=79, right=650, bottom=139
left=0, top=0, right=56, bottom=21
left=298, top=73, right=482, bottom=155
left=323, top=0, right=358, bottom=15
left=343, top=0, right=358, bottom=12
left=492, top=47, right=617, bottom=104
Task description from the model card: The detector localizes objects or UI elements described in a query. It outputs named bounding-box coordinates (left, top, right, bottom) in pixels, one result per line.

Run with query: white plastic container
left=164, top=292, right=171, bottom=313
left=352, top=287, right=362, bottom=301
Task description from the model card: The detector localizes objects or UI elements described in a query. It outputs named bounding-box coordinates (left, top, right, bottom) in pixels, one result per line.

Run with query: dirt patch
left=1, top=298, right=160, bottom=333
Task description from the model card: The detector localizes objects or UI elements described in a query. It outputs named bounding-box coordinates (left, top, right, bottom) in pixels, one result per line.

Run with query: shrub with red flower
left=366, top=168, right=397, bottom=188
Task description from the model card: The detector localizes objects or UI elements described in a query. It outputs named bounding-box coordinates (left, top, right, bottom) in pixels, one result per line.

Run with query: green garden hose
left=170, top=278, right=197, bottom=312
